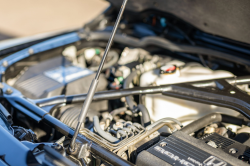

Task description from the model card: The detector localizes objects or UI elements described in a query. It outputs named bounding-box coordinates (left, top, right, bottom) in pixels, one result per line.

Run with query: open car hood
left=107, top=0, right=250, bottom=44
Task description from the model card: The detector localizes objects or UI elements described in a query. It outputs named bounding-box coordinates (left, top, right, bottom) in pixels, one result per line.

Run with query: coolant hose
left=110, top=107, right=128, bottom=116
left=180, top=113, right=222, bottom=134
left=123, top=70, right=139, bottom=111
left=221, top=114, right=247, bottom=126
left=149, top=117, right=183, bottom=129
left=93, top=116, right=119, bottom=143
left=138, top=104, right=151, bottom=127
left=180, top=113, right=248, bottom=134
left=123, top=70, right=152, bottom=127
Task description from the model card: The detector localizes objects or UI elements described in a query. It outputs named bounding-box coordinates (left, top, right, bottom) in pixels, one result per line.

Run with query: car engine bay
left=1, top=0, right=250, bottom=166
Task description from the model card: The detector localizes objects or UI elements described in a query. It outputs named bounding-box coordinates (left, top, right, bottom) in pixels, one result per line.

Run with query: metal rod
left=69, top=0, right=128, bottom=151
left=5, top=94, right=134, bottom=166
left=95, top=0, right=128, bottom=80
left=34, top=76, right=250, bottom=107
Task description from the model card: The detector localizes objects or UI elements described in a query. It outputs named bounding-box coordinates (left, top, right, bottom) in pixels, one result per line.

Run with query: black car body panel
left=108, top=0, right=250, bottom=44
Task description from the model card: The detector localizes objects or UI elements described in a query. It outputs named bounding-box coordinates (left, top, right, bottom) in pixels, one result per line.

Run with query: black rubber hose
left=60, top=106, right=82, bottom=130
left=13, top=96, right=134, bottom=166
left=180, top=113, right=223, bottom=134
left=221, top=114, right=245, bottom=126
left=122, top=60, right=170, bottom=111
left=180, top=113, right=247, bottom=134
left=123, top=70, right=139, bottom=111
left=93, top=116, right=119, bottom=143
left=82, top=32, right=250, bottom=66
left=123, top=70, right=152, bottom=127
left=137, top=104, right=151, bottom=127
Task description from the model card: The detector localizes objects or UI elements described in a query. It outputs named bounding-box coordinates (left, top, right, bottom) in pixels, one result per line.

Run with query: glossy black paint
left=107, top=0, right=250, bottom=44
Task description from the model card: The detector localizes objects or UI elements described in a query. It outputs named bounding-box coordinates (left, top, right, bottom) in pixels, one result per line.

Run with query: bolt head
left=2, top=61, right=8, bottom=67
left=0, top=83, right=4, bottom=89
left=229, top=148, right=238, bottom=154
left=5, top=88, right=13, bottom=94
left=52, top=143, right=62, bottom=150
left=28, top=48, right=34, bottom=55
left=160, top=142, right=168, bottom=147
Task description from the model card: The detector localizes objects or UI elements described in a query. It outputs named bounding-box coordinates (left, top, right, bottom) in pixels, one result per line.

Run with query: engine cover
left=136, top=131, right=249, bottom=166
left=13, top=56, right=108, bottom=99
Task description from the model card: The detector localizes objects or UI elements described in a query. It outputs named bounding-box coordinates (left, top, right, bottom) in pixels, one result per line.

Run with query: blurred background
left=0, top=0, right=108, bottom=41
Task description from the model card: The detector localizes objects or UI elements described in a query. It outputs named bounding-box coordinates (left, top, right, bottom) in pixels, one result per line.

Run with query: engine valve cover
left=136, top=131, right=249, bottom=166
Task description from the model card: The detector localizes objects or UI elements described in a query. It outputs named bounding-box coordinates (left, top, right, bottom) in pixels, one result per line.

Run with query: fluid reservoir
left=140, top=60, right=239, bottom=123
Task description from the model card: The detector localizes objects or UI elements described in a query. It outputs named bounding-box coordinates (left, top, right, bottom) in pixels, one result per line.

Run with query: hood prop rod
left=69, top=0, right=128, bottom=152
